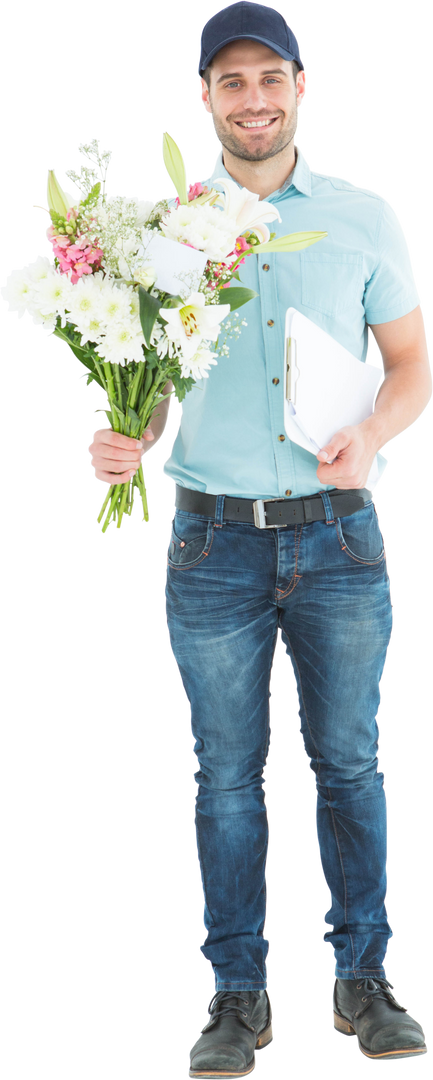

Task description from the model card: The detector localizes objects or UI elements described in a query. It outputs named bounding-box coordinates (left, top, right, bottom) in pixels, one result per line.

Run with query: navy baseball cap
left=199, top=1, right=303, bottom=78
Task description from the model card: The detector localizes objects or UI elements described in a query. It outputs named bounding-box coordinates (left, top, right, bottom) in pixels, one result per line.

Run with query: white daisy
left=96, top=323, right=144, bottom=365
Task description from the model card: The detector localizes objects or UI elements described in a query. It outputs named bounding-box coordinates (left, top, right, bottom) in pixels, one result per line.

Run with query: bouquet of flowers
left=2, top=134, right=326, bottom=531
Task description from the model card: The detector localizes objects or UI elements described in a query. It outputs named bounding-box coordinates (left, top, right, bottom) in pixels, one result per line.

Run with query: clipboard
left=283, top=308, right=387, bottom=488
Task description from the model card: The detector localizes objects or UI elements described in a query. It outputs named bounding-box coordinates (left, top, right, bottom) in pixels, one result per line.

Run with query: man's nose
left=239, top=85, right=271, bottom=112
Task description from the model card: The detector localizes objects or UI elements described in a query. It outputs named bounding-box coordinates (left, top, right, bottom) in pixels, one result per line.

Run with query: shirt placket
left=257, top=251, right=296, bottom=498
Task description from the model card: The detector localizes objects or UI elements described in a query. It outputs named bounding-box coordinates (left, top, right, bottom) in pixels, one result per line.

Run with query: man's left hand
left=316, top=423, right=377, bottom=489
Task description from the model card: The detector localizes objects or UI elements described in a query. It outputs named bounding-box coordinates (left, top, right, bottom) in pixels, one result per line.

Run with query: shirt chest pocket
left=301, top=251, right=364, bottom=317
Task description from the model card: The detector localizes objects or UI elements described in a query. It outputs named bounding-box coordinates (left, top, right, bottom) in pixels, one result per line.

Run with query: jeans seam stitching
left=275, top=524, right=304, bottom=601
left=280, top=622, right=322, bottom=782
left=328, top=791, right=356, bottom=977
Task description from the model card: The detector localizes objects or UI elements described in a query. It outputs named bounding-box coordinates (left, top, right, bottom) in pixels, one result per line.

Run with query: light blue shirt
left=163, top=145, right=420, bottom=498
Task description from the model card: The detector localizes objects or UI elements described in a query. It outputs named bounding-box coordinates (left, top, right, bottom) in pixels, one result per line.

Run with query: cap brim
left=199, top=34, right=302, bottom=76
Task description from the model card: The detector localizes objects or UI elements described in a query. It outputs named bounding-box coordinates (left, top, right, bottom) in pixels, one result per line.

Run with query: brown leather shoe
left=189, top=989, right=273, bottom=1077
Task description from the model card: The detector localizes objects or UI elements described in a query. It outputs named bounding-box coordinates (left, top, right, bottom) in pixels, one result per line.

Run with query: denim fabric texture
left=165, top=492, right=393, bottom=990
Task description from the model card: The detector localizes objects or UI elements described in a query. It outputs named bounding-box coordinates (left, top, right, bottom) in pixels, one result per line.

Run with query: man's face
left=201, top=39, right=305, bottom=162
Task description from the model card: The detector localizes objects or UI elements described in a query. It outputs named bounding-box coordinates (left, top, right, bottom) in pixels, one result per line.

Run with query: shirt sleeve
left=363, top=198, right=420, bottom=324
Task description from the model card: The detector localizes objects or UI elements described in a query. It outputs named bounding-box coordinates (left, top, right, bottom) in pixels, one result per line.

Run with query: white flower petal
left=213, top=177, right=282, bottom=235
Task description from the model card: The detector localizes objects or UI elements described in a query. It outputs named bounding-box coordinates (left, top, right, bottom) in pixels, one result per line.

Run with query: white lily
left=213, top=177, right=281, bottom=244
left=160, top=291, right=230, bottom=362
left=156, top=129, right=186, bottom=207
left=210, top=181, right=328, bottom=263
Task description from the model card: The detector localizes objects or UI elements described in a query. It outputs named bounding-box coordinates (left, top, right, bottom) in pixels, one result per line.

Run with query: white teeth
left=238, top=119, right=275, bottom=128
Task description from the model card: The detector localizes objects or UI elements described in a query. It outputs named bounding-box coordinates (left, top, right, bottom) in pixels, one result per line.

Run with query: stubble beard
left=209, top=107, right=298, bottom=162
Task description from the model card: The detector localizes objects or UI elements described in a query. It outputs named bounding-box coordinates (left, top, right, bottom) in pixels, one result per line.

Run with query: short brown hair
left=203, top=58, right=301, bottom=90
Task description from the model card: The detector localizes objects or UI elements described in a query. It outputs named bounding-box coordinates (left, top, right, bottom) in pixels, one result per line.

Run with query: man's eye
left=224, top=78, right=279, bottom=88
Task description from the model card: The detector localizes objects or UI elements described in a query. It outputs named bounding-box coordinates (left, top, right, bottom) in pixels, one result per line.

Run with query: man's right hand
left=89, top=426, right=155, bottom=484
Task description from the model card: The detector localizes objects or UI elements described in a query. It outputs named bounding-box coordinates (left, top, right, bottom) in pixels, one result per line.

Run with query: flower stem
left=92, top=457, right=152, bottom=537
left=223, top=248, right=255, bottom=277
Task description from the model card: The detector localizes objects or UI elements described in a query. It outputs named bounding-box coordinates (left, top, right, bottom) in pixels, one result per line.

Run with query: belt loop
left=214, top=494, right=226, bottom=527
left=319, top=490, right=335, bottom=524
left=302, top=498, right=313, bottom=523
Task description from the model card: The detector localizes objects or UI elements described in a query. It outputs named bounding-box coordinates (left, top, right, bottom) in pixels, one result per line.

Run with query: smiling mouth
left=234, top=117, right=279, bottom=129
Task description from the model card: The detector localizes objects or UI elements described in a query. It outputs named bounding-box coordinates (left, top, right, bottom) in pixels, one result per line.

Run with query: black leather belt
left=175, top=485, right=372, bottom=528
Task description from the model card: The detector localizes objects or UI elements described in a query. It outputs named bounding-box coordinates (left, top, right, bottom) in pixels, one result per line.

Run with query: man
left=89, top=2, right=431, bottom=1073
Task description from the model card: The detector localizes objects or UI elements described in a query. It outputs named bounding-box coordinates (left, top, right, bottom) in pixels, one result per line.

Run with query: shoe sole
left=189, top=1021, right=273, bottom=1077
left=184, top=1054, right=256, bottom=1080
left=333, top=1009, right=427, bottom=1058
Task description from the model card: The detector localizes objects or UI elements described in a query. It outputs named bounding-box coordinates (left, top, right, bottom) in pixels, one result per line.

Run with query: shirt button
left=272, top=377, right=279, bottom=385
left=262, top=263, right=270, bottom=271
left=267, top=319, right=274, bottom=326
left=278, top=434, right=285, bottom=442
left=285, top=489, right=292, bottom=496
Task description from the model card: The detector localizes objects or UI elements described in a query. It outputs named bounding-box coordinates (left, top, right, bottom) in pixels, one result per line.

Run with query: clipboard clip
left=286, top=336, right=297, bottom=404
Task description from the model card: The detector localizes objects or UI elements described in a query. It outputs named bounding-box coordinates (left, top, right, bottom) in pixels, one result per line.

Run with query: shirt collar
left=208, top=144, right=312, bottom=200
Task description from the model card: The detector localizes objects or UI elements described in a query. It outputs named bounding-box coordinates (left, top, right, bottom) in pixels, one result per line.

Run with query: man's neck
left=219, top=145, right=298, bottom=200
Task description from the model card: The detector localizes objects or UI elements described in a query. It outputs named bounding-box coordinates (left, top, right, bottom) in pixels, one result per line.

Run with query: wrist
left=141, top=390, right=171, bottom=448
left=358, top=408, right=386, bottom=451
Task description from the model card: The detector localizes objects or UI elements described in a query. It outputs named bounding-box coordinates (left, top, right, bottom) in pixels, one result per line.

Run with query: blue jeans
left=165, top=490, right=393, bottom=990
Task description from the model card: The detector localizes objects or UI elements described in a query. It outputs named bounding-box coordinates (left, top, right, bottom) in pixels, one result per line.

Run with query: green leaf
left=142, top=365, right=154, bottom=400
left=216, top=286, right=258, bottom=311
left=81, top=182, right=101, bottom=209
left=52, top=325, right=105, bottom=390
left=171, top=369, right=195, bottom=402
left=160, top=294, right=183, bottom=308
left=127, top=406, right=140, bottom=423
left=138, top=285, right=161, bottom=348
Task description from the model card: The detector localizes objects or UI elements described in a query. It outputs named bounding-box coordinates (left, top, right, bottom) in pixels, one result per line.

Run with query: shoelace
left=207, top=990, right=252, bottom=1023
left=353, top=977, right=407, bottom=1019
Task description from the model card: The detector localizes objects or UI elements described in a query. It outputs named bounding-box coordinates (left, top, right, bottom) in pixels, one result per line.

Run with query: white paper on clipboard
left=283, top=308, right=387, bottom=489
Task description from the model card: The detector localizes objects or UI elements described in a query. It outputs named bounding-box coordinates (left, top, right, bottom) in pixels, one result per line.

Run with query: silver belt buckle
left=253, top=497, right=286, bottom=528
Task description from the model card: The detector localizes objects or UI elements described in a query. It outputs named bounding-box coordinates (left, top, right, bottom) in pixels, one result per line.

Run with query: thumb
left=317, top=447, right=334, bottom=464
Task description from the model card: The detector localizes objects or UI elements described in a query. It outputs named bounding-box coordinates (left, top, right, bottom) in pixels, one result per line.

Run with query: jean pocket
left=335, top=502, right=385, bottom=565
left=167, top=511, right=214, bottom=569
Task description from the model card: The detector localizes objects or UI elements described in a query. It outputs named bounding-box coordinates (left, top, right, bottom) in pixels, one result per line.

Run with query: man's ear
left=197, top=77, right=209, bottom=114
